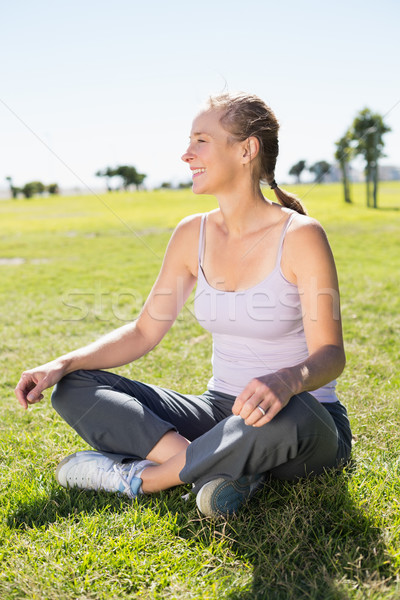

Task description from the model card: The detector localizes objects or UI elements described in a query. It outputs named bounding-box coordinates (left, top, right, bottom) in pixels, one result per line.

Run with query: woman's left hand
left=232, top=373, right=294, bottom=427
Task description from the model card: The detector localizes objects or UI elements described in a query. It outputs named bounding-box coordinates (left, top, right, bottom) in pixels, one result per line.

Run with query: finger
left=27, top=385, right=45, bottom=403
left=14, top=375, right=37, bottom=407
left=243, top=399, right=271, bottom=425
left=14, top=384, right=29, bottom=410
left=252, top=400, right=284, bottom=427
left=27, top=392, right=44, bottom=404
left=234, top=379, right=266, bottom=416
left=232, top=386, right=255, bottom=415
left=244, top=403, right=269, bottom=426
left=240, top=393, right=266, bottom=421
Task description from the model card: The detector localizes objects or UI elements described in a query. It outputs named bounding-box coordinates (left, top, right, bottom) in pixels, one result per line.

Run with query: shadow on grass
left=7, top=470, right=394, bottom=600
left=186, top=471, right=395, bottom=600
left=7, top=484, right=159, bottom=529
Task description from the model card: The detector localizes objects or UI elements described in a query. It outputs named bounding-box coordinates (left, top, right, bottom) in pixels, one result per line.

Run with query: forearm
left=58, top=321, right=155, bottom=375
left=276, top=344, right=346, bottom=397
left=15, top=318, right=164, bottom=409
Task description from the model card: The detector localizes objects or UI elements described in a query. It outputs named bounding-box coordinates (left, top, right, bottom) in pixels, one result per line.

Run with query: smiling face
left=181, top=109, right=245, bottom=196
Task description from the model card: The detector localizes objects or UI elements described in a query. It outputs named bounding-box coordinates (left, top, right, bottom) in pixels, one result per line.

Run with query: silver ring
left=257, top=406, right=266, bottom=416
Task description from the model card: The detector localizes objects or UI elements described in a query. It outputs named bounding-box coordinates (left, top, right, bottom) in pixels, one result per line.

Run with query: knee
left=51, top=372, right=76, bottom=415
left=51, top=379, right=65, bottom=413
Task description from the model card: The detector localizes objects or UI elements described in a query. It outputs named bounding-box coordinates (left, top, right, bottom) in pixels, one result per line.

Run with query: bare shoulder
left=171, top=213, right=204, bottom=249
left=175, top=212, right=203, bottom=233
left=173, top=209, right=220, bottom=239
left=167, top=213, right=207, bottom=276
left=281, top=213, right=336, bottom=282
left=286, top=213, right=330, bottom=251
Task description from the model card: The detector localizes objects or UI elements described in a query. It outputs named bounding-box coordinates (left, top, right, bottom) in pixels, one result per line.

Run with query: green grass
left=0, top=182, right=399, bottom=599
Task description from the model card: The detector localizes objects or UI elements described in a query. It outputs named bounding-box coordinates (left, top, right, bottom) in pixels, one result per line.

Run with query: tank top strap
left=275, top=212, right=297, bottom=267
left=198, top=213, right=207, bottom=267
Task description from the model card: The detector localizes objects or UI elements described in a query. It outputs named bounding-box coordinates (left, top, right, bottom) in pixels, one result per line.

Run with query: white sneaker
left=55, top=450, right=155, bottom=498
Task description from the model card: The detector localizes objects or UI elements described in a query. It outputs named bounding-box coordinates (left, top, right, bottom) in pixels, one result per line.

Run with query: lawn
left=0, top=182, right=399, bottom=599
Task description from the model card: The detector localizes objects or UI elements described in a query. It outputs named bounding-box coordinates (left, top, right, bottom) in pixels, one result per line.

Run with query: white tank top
left=194, top=212, right=338, bottom=402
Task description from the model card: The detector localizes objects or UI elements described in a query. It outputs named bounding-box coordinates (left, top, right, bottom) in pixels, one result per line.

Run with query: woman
left=15, top=93, right=352, bottom=517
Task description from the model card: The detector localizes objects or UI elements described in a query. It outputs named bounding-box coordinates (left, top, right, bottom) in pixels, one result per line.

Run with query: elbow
left=333, top=344, right=346, bottom=378
left=314, top=343, right=346, bottom=379
left=340, top=349, right=346, bottom=375
left=132, top=319, right=163, bottom=354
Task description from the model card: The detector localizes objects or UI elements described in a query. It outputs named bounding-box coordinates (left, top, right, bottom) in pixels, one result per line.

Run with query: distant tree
left=5, top=176, right=13, bottom=196
left=351, top=108, right=391, bottom=208
left=115, top=165, right=147, bottom=191
left=309, top=161, right=331, bottom=183
left=160, top=182, right=172, bottom=189
left=47, top=183, right=60, bottom=195
left=5, top=176, right=20, bottom=199
left=289, top=160, right=306, bottom=183
left=134, top=172, right=147, bottom=190
left=21, top=181, right=45, bottom=198
left=178, top=181, right=192, bottom=189
left=95, top=167, right=115, bottom=191
left=21, top=182, right=36, bottom=198
left=335, top=133, right=352, bottom=203
left=96, top=165, right=147, bottom=191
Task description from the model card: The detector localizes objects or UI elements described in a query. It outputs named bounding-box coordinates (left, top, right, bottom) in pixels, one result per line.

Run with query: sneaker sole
left=196, top=475, right=265, bottom=517
left=195, top=477, right=247, bottom=517
left=55, top=451, right=82, bottom=487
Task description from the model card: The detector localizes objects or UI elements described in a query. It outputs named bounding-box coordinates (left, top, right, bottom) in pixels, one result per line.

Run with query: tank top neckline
left=197, top=212, right=297, bottom=295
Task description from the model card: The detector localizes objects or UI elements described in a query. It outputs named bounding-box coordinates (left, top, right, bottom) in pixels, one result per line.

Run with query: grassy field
left=0, top=182, right=399, bottom=599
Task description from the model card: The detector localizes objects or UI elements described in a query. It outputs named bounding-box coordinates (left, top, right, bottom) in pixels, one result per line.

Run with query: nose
left=181, top=145, right=195, bottom=163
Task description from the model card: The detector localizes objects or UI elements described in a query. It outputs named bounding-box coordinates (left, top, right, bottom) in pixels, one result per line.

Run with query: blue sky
left=1, top=0, right=399, bottom=191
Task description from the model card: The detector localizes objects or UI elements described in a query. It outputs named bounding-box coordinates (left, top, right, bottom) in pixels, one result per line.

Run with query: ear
left=241, top=136, right=260, bottom=164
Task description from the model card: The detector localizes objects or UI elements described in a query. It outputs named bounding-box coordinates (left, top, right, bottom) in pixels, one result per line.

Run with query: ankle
left=140, top=465, right=157, bottom=494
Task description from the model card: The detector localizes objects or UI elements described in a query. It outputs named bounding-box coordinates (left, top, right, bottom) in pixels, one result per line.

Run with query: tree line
left=289, top=160, right=331, bottom=184
left=289, top=107, right=391, bottom=208
left=5, top=177, right=59, bottom=198
left=5, top=107, right=392, bottom=206
left=4, top=164, right=147, bottom=199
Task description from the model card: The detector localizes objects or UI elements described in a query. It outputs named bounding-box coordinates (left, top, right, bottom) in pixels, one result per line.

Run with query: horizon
left=1, top=0, right=399, bottom=192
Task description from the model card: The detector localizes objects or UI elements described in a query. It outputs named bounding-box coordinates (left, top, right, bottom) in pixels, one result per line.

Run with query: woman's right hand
left=14, top=359, right=68, bottom=410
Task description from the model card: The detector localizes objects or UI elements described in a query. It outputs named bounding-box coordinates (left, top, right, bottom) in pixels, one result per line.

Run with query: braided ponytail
left=271, top=184, right=308, bottom=216
left=207, top=93, right=307, bottom=216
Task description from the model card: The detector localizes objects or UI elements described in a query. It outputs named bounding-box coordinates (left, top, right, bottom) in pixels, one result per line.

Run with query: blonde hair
left=207, top=92, right=307, bottom=215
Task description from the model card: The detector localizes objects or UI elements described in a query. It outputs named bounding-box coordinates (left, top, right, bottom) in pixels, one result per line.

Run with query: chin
left=192, top=183, right=207, bottom=195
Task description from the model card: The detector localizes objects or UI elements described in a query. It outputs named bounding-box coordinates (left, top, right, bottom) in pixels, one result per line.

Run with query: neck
left=215, top=184, right=272, bottom=236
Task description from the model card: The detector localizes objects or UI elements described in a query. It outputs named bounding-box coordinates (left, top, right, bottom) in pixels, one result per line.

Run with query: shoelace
left=112, top=462, right=139, bottom=497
